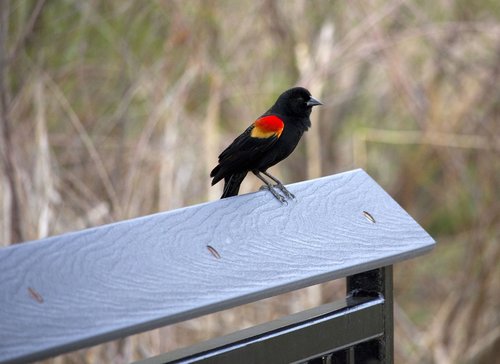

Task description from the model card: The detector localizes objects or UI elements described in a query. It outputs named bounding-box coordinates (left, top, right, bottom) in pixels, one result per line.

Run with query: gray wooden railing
left=0, top=169, right=435, bottom=364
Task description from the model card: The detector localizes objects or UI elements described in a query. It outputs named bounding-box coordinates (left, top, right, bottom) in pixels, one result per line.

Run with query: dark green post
left=346, top=266, right=394, bottom=364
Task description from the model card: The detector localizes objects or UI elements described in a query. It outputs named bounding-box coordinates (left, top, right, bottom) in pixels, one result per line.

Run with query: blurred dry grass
left=1, top=0, right=499, bottom=363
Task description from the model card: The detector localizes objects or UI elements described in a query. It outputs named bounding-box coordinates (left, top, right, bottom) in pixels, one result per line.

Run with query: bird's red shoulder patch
left=251, top=115, right=284, bottom=139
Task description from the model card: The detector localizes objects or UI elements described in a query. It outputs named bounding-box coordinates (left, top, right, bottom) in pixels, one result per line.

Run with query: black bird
left=210, top=87, right=322, bottom=203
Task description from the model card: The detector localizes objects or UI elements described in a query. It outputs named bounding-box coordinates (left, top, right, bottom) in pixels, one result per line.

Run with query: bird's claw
left=275, top=184, right=295, bottom=200
left=259, top=185, right=288, bottom=204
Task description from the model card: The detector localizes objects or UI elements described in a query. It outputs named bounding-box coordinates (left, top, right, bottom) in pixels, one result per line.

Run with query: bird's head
left=273, top=87, right=322, bottom=118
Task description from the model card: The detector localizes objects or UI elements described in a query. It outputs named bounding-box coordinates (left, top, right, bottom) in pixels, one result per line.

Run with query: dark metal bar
left=137, top=296, right=385, bottom=364
left=346, top=266, right=394, bottom=364
left=328, top=348, right=351, bottom=364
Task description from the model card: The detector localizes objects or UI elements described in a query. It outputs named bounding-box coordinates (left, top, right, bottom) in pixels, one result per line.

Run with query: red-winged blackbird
left=210, top=87, right=322, bottom=203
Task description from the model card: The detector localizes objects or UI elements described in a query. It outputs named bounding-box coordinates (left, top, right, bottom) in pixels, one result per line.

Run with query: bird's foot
left=259, top=185, right=287, bottom=204
left=275, top=183, right=295, bottom=200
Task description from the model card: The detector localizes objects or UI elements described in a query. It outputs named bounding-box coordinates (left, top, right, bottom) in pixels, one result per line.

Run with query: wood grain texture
left=0, top=169, right=435, bottom=363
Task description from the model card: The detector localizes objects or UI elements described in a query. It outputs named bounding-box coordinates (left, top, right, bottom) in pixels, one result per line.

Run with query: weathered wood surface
left=0, top=169, right=435, bottom=363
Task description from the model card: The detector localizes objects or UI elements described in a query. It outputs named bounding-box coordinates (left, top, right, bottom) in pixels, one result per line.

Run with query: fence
left=0, top=169, right=435, bottom=363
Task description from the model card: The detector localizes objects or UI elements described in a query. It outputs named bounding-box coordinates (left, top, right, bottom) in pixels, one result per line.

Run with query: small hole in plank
left=363, top=211, right=376, bottom=223
left=28, top=287, right=44, bottom=303
left=207, top=245, right=221, bottom=259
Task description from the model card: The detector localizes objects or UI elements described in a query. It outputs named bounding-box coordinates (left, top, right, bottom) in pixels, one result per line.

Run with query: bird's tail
left=221, top=172, right=247, bottom=198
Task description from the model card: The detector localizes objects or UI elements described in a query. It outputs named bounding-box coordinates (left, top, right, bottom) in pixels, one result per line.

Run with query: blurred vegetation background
left=1, top=0, right=499, bottom=363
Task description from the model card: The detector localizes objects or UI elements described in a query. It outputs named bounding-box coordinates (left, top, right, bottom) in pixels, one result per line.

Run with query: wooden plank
left=0, top=169, right=435, bottom=363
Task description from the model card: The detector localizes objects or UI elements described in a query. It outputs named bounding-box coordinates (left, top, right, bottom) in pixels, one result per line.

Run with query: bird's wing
left=218, top=115, right=285, bottom=162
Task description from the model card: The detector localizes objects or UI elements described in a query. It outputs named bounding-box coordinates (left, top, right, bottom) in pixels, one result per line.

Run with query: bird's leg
left=262, top=171, right=295, bottom=200
left=253, top=171, right=287, bottom=204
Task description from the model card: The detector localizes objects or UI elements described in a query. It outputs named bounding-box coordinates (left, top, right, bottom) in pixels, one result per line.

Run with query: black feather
left=210, top=87, right=321, bottom=198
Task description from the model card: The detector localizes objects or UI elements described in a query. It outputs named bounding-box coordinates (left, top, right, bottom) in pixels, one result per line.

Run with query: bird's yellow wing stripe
left=250, top=115, right=284, bottom=139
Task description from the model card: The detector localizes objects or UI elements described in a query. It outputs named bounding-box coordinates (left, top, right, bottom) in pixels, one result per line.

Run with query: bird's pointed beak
left=307, top=96, right=323, bottom=107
